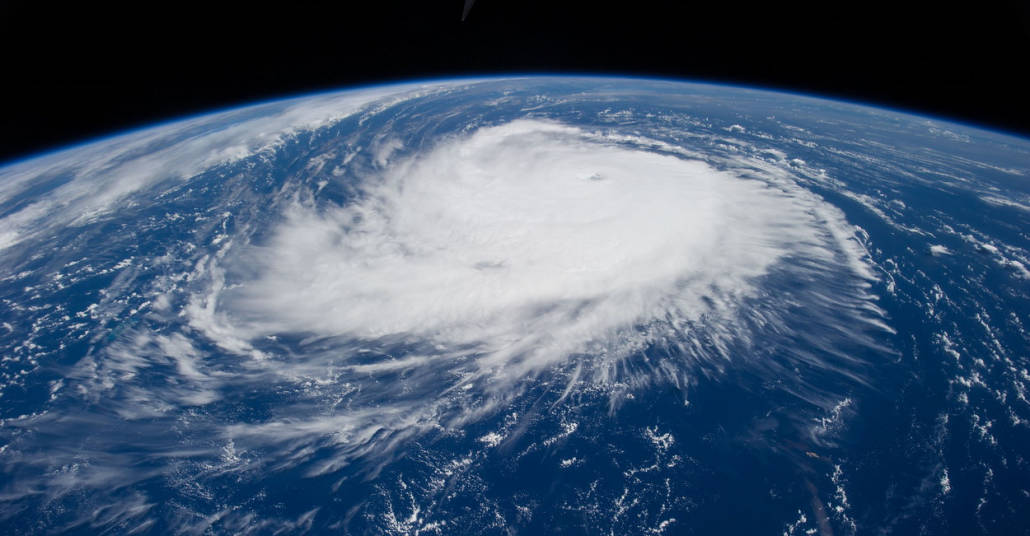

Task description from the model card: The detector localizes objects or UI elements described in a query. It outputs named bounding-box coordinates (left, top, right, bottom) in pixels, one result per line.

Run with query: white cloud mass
left=188, top=119, right=878, bottom=422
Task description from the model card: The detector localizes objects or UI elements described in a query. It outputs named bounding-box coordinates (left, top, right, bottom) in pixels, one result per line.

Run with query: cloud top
left=214, top=120, right=839, bottom=386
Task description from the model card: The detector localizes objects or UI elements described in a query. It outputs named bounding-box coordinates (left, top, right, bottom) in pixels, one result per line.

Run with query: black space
left=1, top=0, right=1029, bottom=163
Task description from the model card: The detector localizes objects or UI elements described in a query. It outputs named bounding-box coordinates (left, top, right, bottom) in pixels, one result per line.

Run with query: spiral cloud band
left=208, top=120, right=874, bottom=393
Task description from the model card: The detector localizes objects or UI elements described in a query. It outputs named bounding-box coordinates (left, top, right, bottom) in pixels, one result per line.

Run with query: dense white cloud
left=198, top=120, right=871, bottom=396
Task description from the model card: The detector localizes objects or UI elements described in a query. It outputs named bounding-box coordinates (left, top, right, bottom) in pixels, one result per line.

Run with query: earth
left=1, top=77, right=1028, bottom=535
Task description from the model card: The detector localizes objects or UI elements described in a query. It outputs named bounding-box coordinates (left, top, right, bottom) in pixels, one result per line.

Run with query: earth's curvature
left=1, top=77, right=1028, bottom=535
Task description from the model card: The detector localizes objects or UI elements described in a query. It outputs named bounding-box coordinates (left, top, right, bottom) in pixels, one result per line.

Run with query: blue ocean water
left=0, top=77, right=1028, bottom=534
